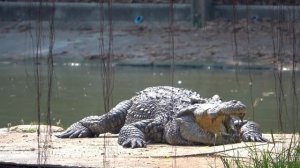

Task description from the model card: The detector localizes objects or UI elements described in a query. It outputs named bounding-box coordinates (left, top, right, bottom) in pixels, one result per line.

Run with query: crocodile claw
left=242, top=132, right=268, bottom=142
left=56, top=122, right=93, bottom=138
left=240, top=121, right=268, bottom=143
left=121, top=138, right=146, bottom=148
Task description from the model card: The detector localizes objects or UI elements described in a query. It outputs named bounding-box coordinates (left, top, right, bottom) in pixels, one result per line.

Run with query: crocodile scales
left=57, top=86, right=267, bottom=148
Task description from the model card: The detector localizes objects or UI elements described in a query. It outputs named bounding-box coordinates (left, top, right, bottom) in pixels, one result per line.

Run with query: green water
left=0, top=61, right=299, bottom=133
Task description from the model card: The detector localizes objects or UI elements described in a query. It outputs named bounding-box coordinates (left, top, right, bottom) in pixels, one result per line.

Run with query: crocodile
left=57, top=86, right=267, bottom=148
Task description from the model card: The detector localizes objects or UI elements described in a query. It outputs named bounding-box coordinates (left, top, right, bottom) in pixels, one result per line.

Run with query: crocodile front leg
left=238, top=120, right=268, bottom=142
left=118, top=118, right=164, bottom=148
left=164, top=118, right=195, bottom=145
left=57, top=100, right=132, bottom=138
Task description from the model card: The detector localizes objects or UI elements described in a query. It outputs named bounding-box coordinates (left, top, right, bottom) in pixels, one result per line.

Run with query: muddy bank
left=0, top=125, right=299, bottom=167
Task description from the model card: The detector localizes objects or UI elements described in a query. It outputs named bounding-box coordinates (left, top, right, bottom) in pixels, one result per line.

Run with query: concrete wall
left=1, top=2, right=300, bottom=24
left=0, top=2, right=192, bottom=22
left=214, top=5, right=300, bottom=20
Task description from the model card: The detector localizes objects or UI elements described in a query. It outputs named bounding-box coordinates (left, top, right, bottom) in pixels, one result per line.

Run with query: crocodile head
left=173, top=97, right=246, bottom=145
left=193, top=99, right=246, bottom=134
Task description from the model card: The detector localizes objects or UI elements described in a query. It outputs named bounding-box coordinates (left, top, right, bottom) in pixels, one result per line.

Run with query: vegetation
left=221, top=135, right=300, bottom=168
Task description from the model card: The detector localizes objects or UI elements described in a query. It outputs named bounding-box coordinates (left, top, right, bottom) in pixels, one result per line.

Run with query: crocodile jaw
left=194, top=100, right=246, bottom=135
left=195, top=110, right=246, bottom=135
left=195, top=115, right=227, bottom=134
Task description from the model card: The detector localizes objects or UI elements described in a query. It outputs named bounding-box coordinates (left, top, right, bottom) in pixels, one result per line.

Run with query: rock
left=0, top=128, right=8, bottom=133
left=7, top=125, right=64, bottom=133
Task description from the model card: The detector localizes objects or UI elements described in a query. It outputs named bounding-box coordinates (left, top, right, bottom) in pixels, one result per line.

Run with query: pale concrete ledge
left=0, top=125, right=299, bottom=167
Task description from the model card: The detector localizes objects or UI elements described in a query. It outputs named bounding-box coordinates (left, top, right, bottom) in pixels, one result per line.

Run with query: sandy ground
left=0, top=19, right=299, bottom=68
left=0, top=125, right=299, bottom=168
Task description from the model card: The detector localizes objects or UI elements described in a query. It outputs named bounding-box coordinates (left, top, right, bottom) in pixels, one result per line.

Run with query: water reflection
left=0, top=62, right=299, bottom=133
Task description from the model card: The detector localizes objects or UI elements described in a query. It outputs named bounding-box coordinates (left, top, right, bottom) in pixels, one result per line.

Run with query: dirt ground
left=0, top=19, right=299, bottom=69
left=0, top=125, right=299, bottom=168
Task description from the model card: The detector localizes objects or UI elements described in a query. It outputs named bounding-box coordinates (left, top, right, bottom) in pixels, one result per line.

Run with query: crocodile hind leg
left=56, top=100, right=132, bottom=138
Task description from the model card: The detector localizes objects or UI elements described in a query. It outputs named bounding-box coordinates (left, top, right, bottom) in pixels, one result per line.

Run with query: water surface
left=0, top=61, right=299, bottom=133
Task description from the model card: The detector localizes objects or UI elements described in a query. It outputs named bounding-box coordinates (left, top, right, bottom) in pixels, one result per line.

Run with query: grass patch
left=221, top=134, right=300, bottom=168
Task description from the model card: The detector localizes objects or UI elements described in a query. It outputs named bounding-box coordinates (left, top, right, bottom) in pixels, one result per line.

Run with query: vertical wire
left=245, top=0, right=256, bottom=121
left=272, top=1, right=289, bottom=132
left=290, top=4, right=299, bottom=132
left=169, top=0, right=175, bottom=87
left=32, top=0, right=55, bottom=165
left=43, top=0, right=56, bottom=164
left=293, top=5, right=300, bottom=131
left=103, top=0, right=114, bottom=122
left=276, top=1, right=284, bottom=131
left=35, top=0, right=43, bottom=165
left=279, top=1, right=289, bottom=132
left=232, top=0, right=240, bottom=85
left=99, top=0, right=114, bottom=167
left=277, top=1, right=288, bottom=132
left=271, top=2, right=281, bottom=131
left=100, top=0, right=107, bottom=166
left=168, top=1, right=176, bottom=167
left=46, top=0, right=55, bottom=133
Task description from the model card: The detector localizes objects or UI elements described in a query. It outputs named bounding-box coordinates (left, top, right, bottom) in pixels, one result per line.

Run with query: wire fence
left=9, top=0, right=300, bottom=167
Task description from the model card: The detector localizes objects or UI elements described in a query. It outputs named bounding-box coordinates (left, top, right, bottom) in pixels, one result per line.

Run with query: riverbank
left=0, top=18, right=299, bottom=70
left=1, top=2, right=300, bottom=71
left=0, top=125, right=299, bottom=167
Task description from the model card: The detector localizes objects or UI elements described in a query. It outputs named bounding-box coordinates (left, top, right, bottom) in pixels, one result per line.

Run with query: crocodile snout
left=227, top=100, right=246, bottom=120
